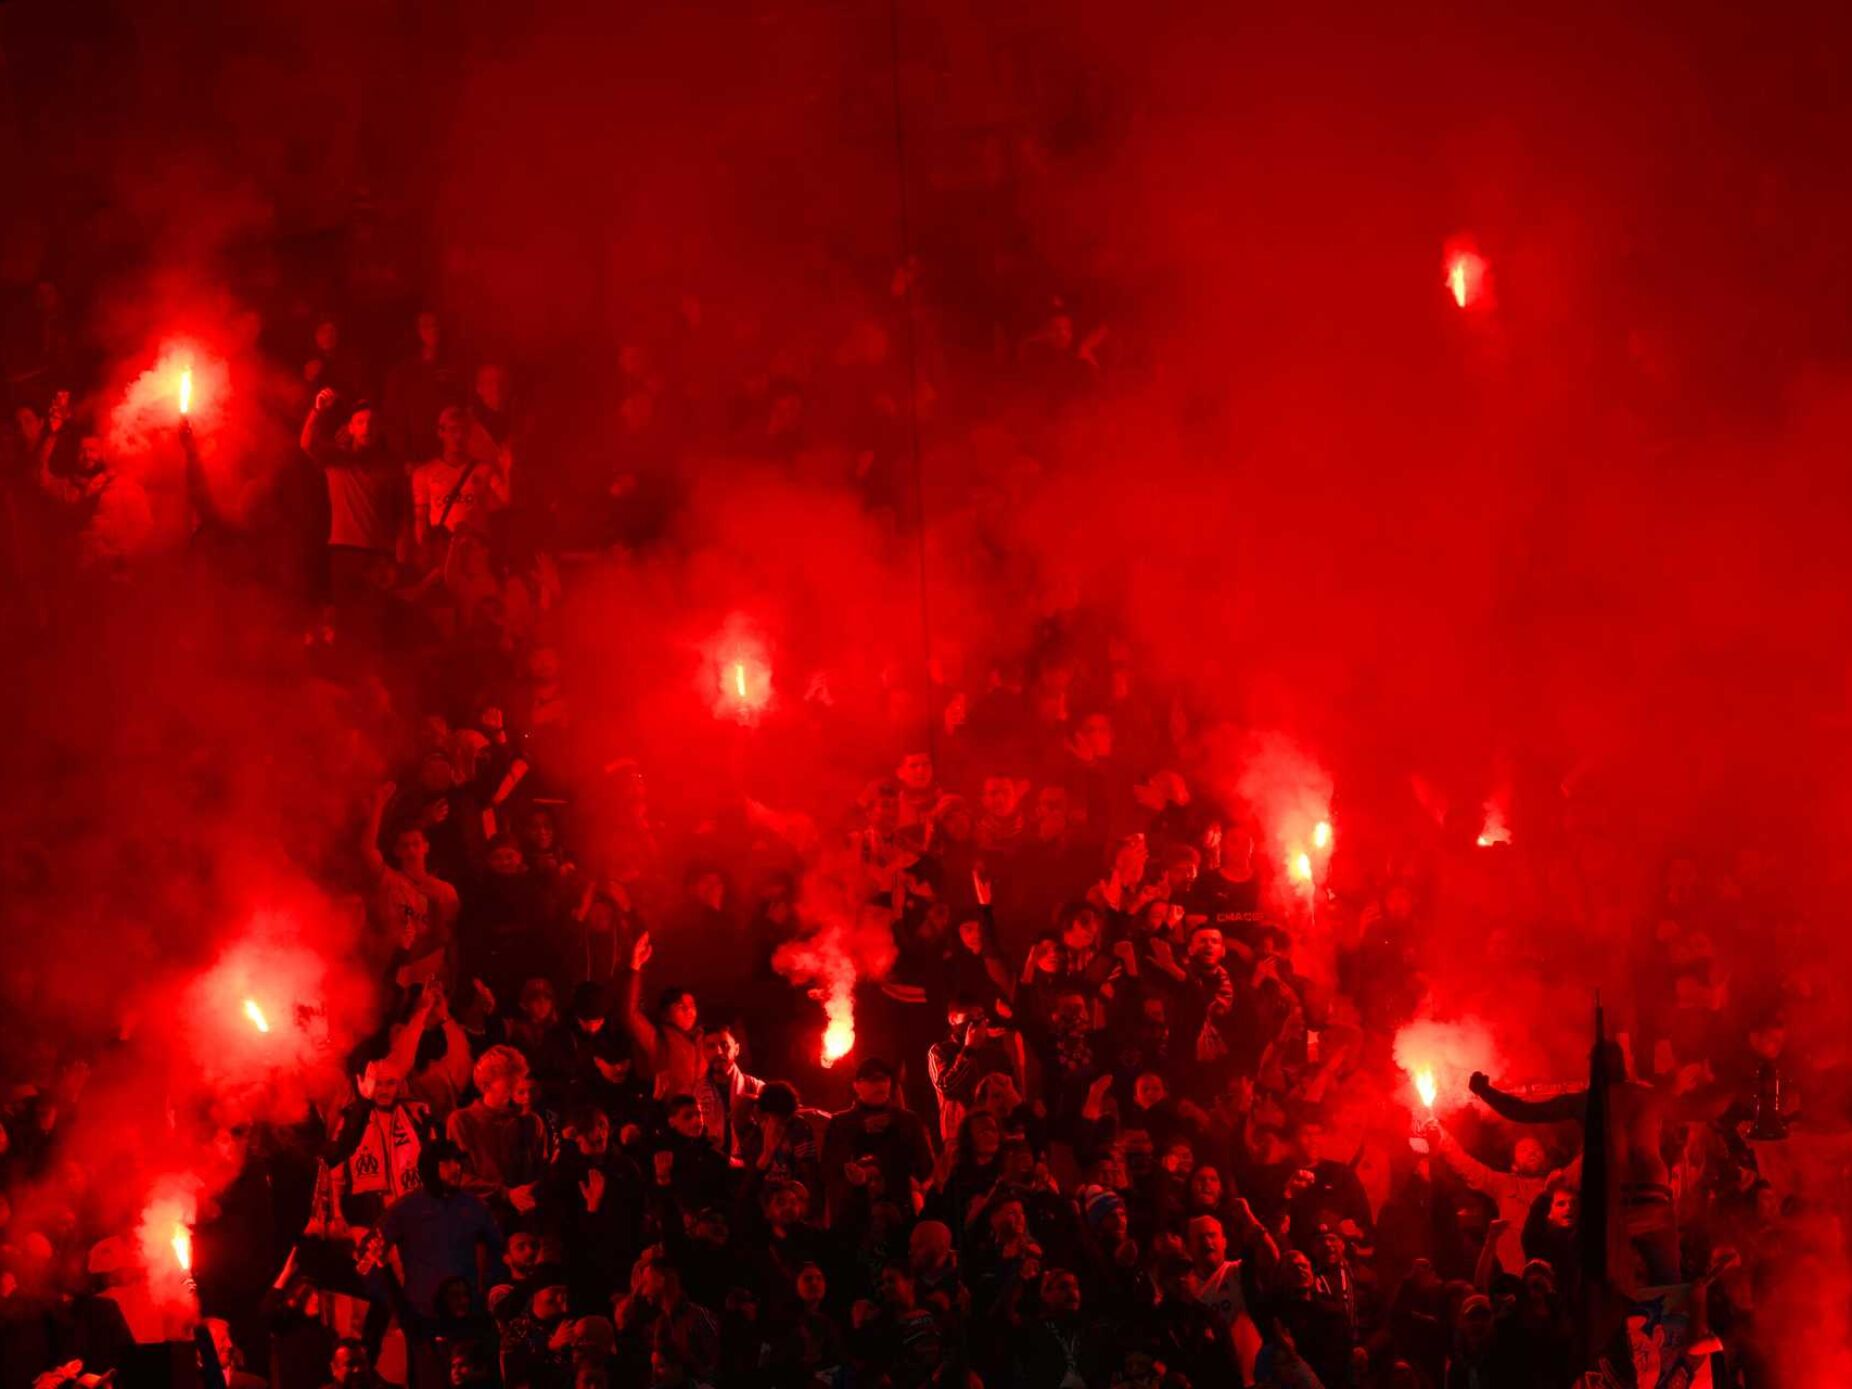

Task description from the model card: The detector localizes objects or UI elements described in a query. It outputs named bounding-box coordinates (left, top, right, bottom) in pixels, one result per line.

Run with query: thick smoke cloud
left=3, top=0, right=1850, bottom=1374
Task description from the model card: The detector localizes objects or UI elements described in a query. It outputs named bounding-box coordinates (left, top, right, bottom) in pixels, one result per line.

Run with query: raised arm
left=618, top=932, right=661, bottom=1067
left=1474, top=1219, right=1507, bottom=1291
left=1433, top=1123, right=1501, bottom=1192
left=1230, top=1197, right=1280, bottom=1278
left=301, top=389, right=337, bottom=459
left=362, top=782, right=394, bottom=878
left=1469, top=1072, right=1586, bottom=1125
left=383, top=988, right=437, bottom=1080
left=1143, top=935, right=1188, bottom=983
left=929, top=1034, right=989, bottom=1104
left=35, top=396, right=84, bottom=504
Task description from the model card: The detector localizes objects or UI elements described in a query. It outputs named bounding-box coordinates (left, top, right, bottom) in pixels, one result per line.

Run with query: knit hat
left=1083, top=1187, right=1125, bottom=1228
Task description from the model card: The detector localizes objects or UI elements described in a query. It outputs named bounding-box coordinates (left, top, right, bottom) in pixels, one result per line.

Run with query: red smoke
left=1392, top=1015, right=1505, bottom=1115
left=772, top=845, right=899, bottom=1071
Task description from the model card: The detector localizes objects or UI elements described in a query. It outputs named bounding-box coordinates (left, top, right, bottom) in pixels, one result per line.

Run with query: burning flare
left=178, top=368, right=193, bottom=416
left=821, top=1000, right=855, bottom=1067
left=170, top=1224, right=192, bottom=1272
left=1444, top=248, right=1490, bottom=310
left=1475, top=803, right=1511, bottom=847
left=1290, top=852, right=1314, bottom=883
left=243, top=998, right=270, bottom=1033
left=716, top=645, right=772, bottom=721
left=1312, top=820, right=1332, bottom=851
left=1414, top=1066, right=1438, bottom=1110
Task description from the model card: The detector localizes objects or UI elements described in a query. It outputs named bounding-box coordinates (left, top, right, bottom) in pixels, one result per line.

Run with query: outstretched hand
left=579, top=1168, right=605, bottom=1211
left=1468, top=1071, right=1491, bottom=1097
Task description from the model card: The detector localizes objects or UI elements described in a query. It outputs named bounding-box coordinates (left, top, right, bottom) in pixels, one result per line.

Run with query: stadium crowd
left=0, top=243, right=1846, bottom=1389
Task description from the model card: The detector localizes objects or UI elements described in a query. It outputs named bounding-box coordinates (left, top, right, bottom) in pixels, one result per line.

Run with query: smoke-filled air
left=0, top=1, right=1848, bottom=1387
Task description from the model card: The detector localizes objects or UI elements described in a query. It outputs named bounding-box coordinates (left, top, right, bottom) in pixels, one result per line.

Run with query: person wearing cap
left=820, top=1059, right=934, bottom=1230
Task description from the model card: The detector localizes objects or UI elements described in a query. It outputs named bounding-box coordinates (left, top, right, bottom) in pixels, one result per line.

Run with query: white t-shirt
left=1196, top=1259, right=1265, bottom=1386
left=376, top=866, right=457, bottom=954
left=1194, top=1258, right=1247, bottom=1327
left=412, top=456, right=506, bottom=535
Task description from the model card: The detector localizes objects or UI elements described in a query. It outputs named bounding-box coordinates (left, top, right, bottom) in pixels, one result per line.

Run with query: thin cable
left=886, top=0, right=936, bottom=765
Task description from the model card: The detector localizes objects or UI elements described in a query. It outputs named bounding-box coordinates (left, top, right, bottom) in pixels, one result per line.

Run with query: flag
left=1579, top=998, right=1632, bottom=1373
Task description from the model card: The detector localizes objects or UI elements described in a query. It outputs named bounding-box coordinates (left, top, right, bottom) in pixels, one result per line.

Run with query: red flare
left=1444, top=248, right=1490, bottom=310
